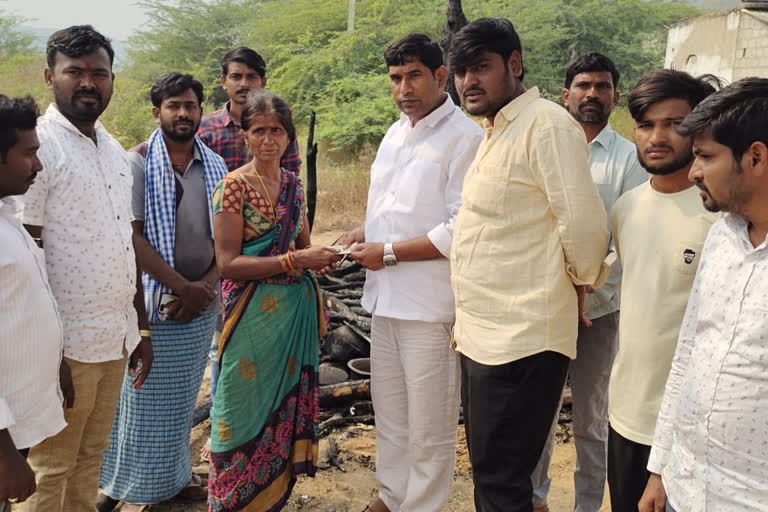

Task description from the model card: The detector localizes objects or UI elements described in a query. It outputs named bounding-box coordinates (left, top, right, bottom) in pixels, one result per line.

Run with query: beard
left=570, top=99, right=609, bottom=124
left=54, top=85, right=109, bottom=123
left=637, top=146, right=694, bottom=176
left=161, top=118, right=199, bottom=142
left=696, top=160, right=752, bottom=214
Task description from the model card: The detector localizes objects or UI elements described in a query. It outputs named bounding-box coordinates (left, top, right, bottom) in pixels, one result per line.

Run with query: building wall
left=732, top=10, right=768, bottom=79
left=665, top=10, right=741, bottom=82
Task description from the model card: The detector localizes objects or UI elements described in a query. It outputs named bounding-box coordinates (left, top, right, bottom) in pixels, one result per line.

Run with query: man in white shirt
left=606, top=70, right=718, bottom=512
left=343, top=33, right=483, bottom=512
left=639, top=78, right=768, bottom=512
left=532, top=52, right=647, bottom=512
left=0, top=95, right=70, bottom=510
left=18, top=26, right=153, bottom=512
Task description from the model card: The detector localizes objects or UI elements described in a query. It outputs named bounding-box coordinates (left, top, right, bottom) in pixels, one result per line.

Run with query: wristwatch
left=383, top=242, right=398, bottom=267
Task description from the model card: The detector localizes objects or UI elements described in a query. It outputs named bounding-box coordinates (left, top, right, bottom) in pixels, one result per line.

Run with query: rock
left=323, top=325, right=370, bottom=363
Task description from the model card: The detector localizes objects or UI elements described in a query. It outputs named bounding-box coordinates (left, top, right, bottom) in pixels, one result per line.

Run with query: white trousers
left=371, top=315, right=461, bottom=512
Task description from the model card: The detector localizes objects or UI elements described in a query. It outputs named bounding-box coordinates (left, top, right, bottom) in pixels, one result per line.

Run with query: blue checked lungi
left=99, top=313, right=217, bottom=503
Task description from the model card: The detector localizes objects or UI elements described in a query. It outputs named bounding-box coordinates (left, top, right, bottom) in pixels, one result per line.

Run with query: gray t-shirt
left=129, top=147, right=220, bottom=314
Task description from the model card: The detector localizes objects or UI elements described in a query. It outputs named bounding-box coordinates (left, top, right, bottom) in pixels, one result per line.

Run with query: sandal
left=361, top=497, right=390, bottom=512
left=176, top=473, right=208, bottom=500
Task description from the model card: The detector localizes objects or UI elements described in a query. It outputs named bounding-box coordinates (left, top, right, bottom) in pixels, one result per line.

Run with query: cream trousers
left=371, top=316, right=461, bottom=512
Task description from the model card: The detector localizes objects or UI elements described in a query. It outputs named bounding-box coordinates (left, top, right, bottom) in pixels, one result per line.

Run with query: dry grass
left=303, top=144, right=373, bottom=234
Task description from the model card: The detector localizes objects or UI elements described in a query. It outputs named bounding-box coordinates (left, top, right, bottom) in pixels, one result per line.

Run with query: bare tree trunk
left=441, top=0, right=468, bottom=105
left=306, top=111, right=318, bottom=231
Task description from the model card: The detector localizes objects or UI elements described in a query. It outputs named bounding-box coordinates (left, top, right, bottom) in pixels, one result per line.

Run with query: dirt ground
left=137, top=231, right=611, bottom=511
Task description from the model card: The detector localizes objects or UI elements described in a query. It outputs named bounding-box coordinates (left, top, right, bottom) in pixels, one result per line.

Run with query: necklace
left=250, top=161, right=277, bottom=220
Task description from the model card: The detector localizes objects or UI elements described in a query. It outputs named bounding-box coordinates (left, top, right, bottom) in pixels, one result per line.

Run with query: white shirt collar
left=398, top=93, right=455, bottom=129
left=45, top=103, right=106, bottom=142
left=590, top=123, right=616, bottom=151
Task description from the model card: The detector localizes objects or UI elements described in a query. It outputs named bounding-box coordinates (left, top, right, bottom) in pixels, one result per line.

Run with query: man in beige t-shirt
left=607, top=69, right=718, bottom=512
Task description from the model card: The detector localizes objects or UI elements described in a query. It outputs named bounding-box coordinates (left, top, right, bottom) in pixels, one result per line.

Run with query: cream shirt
left=451, top=87, right=609, bottom=365
left=361, top=94, right=484, bottom=323
left=22, top=104, right=140, bottom=363
left=648, top=215, right=768, bottom=510
left=608, top=181, right=718, bottom=445
left=0, top=198, right=66, bottom=449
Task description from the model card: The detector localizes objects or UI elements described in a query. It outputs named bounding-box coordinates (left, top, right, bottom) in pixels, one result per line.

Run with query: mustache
left=579, top=98, right=604, bottom=109
left=236, top=88, right=250, bottom=95
left=73, top=89, right=102, bottom=102
left=463, top=86, right=485, bottom=97
left=644, top=144, right=674, bottom=153
left=695, top=179, right=709, bottom=193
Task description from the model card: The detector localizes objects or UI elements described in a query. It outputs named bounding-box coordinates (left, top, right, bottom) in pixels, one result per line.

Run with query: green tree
left=0, top=11, right=35, bottom=57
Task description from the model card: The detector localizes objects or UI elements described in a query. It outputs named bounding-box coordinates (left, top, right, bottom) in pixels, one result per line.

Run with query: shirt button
left=117, top=215, right=120, bottom=220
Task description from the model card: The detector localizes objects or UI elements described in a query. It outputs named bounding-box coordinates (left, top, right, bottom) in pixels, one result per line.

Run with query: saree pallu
left=209, top=171, right=324, bottom=512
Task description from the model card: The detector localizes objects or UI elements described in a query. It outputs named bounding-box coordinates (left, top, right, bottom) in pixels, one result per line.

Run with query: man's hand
left=59, top=360, right=75, bottom=409
left=178, top=281, right=216, bottom=315
left=128, top=338, right=153, bottom=389
left=165, top=298, right=196, bottom=323
left=350, top=242, right=385, bottom=271
left=639, top=473, right=667, bottom=512
left=575, top=285, right=594, bottom=327
left=338, top=226, right=365, bottom=248
left=0, top=431, right=36, bottom=503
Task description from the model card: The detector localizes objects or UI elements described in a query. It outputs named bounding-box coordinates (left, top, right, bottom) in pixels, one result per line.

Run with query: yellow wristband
left=139, top=329, right=152, bottom=338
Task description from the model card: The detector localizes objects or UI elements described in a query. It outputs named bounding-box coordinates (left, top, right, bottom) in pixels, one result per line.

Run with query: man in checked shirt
left=198, top=46, right=301, bottom=174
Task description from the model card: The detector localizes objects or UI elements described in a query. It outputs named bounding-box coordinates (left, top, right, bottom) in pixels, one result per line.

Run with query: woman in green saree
left=209, top=90, right=340, bottom=511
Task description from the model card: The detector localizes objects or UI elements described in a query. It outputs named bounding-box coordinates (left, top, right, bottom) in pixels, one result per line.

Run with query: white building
left=665, top=2, right=768, bottom=81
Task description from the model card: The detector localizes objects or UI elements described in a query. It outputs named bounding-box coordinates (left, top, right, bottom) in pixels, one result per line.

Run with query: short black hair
left=448, top=17, right=525, bottom=81
left=150, top=72, right=204, bottom=108
left=627, top=69, right=716, bottom=122
left=46, top=25, right=115, bottom=69
left=221, top=46, right=267, bottom=78
left=0, top=95, right=39, bottom=163
left=384, top=33, right=444, bottom=73
left=564, top=52, right=620, bottom=89
left=241, top=90, right=296, bottom=145
left=677, top=77, right=768, bottom=161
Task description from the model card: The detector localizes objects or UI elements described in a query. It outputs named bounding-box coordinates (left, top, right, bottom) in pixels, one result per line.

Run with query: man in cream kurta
left=345, top=34, right=483, bottom=512
left=448, top=18, right=609, bottom=512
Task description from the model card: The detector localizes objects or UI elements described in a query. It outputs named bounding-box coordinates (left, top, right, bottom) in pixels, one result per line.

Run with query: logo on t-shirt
left=683, top=248, right=696, bottom=265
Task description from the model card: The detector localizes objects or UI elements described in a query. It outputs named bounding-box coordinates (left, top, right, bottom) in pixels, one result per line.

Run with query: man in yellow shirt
left=606, top=69, right=717, bottom=512
left=448, top=18, right=609, bottom=512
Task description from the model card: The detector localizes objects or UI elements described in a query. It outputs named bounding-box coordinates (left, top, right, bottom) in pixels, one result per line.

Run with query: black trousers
left=461, top=350, right=570, bottom=512
left=607, top=424, right=652, bottom=512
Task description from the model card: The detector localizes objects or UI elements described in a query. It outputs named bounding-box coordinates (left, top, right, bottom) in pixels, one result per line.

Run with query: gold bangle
left=278, top=254, right=289, bottom=273
left=286, top=252, right=295, bottom=271
left=139, top=329, right=151, bottom=338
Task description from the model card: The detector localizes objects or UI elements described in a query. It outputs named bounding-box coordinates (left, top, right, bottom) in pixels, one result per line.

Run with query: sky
left=1, top=0, right=148, bottom=41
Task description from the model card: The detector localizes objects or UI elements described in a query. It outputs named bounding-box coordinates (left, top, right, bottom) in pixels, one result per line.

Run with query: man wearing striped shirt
left=0, top=95, right=71, bottom=509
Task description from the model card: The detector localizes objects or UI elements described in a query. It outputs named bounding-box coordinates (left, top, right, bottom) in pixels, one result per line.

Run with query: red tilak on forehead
left=84, top=62, right=92, bottom=73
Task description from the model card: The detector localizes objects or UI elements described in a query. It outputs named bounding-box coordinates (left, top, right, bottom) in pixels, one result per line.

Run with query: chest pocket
left=462, top=164, right=507, bottom=217
left=672, top=241, right=704, bottom=276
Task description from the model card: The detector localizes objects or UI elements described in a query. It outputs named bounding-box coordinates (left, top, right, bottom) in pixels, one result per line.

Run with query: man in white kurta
left=345, top=34, right=483, bottom=512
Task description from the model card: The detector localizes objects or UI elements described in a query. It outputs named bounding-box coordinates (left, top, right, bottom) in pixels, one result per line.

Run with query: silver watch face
left=383, top=254, right=398, bottom=266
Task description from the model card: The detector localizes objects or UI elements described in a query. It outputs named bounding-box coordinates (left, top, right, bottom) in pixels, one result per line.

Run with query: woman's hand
left=293, top=246, right=341, bottom=272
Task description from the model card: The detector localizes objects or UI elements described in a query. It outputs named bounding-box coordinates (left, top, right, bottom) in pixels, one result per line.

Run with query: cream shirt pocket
left=462, top=165, right=507, bottom=217
left=673, top=241, right=704, bottom=276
